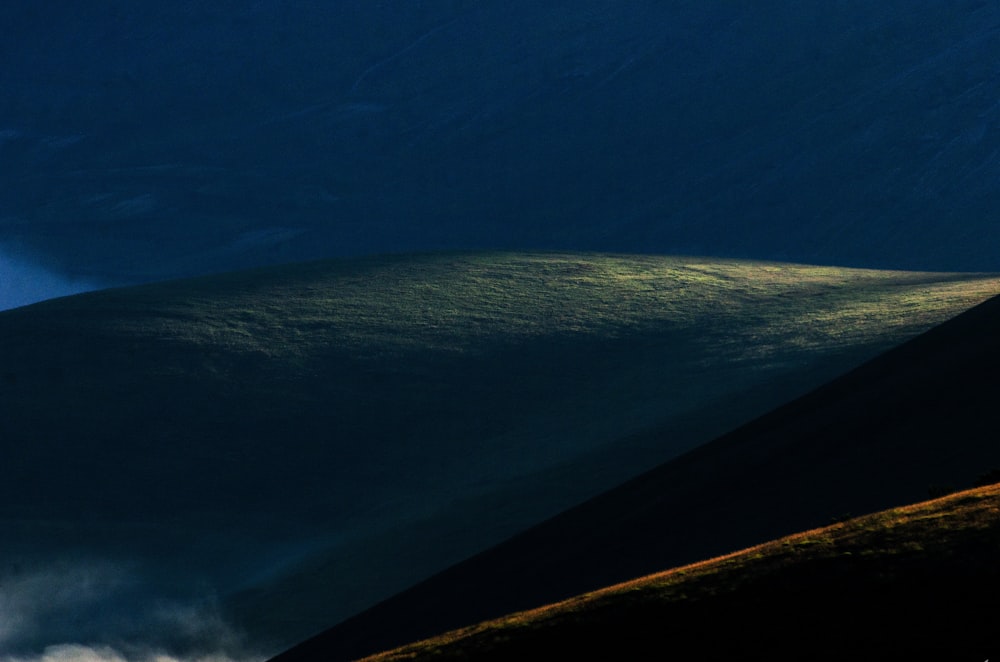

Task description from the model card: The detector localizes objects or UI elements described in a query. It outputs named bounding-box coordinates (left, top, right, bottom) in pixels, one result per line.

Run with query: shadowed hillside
left=363, top=485, right=1000, bottom=661
left=1, top=252, right=996, bottom=655
left=271, top=278, right=1000, bottom=661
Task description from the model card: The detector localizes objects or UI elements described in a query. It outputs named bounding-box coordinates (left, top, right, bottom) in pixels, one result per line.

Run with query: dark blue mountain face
left=2, top=0, right=998, bottom=284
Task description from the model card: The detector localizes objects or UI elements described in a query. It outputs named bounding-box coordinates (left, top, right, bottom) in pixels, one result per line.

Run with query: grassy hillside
left=1, top=251, right=998, bottom=654
left=361, top=484, right=1000, bottom=660
left=270, top=267, right=1000, bottom=661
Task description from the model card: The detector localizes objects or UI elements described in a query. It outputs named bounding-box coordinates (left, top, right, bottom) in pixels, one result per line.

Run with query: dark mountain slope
left=3, top=1, right=999, bottom=282
left=364, top=484, right=1000, bottom=661
left=6, top=252, right=994, bottom=654
left=272, top=283, right=1000, bottom=661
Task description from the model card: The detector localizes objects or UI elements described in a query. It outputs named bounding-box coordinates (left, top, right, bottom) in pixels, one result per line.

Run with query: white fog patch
left=0, top=561, right=134, bottom=648
left=0, top=645, right=262, bottom=662
left=0, top=562, right=263, bottom=662
left=1, top=645, right=128, bottom=662
left=0, top=248, right=103, bottom=310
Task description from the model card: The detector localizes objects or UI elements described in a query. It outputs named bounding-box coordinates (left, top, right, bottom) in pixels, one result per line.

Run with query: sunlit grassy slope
left=2, top=251, right=999, bottom=650
left=362, top=484, right=1000, bottom=661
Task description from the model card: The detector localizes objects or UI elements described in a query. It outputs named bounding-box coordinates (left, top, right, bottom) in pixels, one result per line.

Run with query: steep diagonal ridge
left=272, top=290, right=1000, bottom=661
left=365, top=484, right=1000, bottom=660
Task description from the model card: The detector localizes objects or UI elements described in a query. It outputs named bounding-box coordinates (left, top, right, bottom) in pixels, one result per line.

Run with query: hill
left=3, top=2, right=1000, bottom=284
left=270, top=268, right=1000, bottom=661
left=1, top=252, right=996, bottom=655
left=361, top=484, right=1000, bottom=660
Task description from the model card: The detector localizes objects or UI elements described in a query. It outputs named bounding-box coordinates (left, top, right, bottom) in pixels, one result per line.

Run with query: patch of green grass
left=29, top=251, right=999, bottom=367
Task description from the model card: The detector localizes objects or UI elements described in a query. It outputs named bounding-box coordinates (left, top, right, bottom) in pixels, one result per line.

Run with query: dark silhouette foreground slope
left=365, top=485, right=1000, bottom=661
left=272, top=292, right=1000, bottom=661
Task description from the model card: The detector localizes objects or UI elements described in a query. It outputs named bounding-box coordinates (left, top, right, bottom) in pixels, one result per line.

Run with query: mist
left=0, top=248, right=103, bottom=312
left=0, top=646, right=260, bottom=662
left=0, top=561, right=263, bottom=662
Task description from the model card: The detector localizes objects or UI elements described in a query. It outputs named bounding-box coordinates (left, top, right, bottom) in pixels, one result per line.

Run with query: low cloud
left=1, top=645, right=129, bottom=662
left=0, top=645, right=261, bottom=662
left=0, top=247, right=103, bottom=311
left=0, top=560, right=133, bottom=648
left=0, top=561, right=264, bottom=662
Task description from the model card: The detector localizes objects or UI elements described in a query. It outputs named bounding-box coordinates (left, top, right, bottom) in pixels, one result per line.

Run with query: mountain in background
left=2, top=0, right=998, bottom=287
